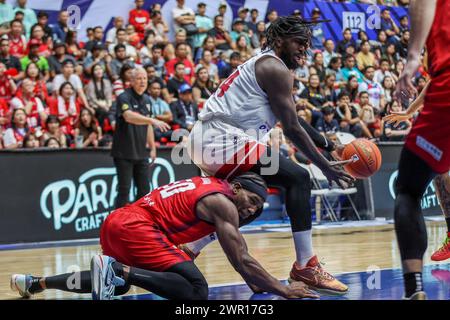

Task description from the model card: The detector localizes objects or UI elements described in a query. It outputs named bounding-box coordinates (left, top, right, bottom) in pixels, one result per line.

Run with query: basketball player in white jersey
left=186, top=16, right=354, bottom=295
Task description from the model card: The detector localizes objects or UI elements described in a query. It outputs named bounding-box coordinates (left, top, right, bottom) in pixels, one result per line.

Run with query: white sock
left=293, top=230, right=314, bottom=267
left=185, top=233, right=217, bottom=254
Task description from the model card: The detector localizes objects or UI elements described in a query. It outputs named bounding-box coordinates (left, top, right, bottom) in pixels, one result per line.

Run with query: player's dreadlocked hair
left=263, top=15, right=328, bottom=51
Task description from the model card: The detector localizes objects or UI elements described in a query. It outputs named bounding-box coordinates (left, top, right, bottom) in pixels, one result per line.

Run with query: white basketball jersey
left=198, top=50, right=285, bottom=138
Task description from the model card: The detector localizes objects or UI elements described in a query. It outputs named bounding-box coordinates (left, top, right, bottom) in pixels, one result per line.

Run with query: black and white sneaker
left=90, top=255, right=125, bottom=300
left=10, top=274, right=37, bottom=298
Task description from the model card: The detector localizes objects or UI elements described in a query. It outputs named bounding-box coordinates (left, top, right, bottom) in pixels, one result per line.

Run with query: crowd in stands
left=0, top=0, right=424, bottom=152
left=327, top=0, right=409, bottom=6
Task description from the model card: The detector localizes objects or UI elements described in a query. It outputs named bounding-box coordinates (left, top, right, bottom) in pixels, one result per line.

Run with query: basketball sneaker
left=403, top=291, right=427, bottom=300
left=430, top=234, right=450, bottom=261
left=90, top=255, right=125, bottom=300
left=288, top=256, right=348, bottom=295
left=431, top=269, right=450, bottom=283
left=10, top=274, right=42, bottom=298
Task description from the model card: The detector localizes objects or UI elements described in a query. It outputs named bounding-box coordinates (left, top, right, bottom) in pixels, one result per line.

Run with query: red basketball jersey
left=425, top=0, right=450, bottom=104
left=132, top=176, right=233, bottom=245
left=426, top=0, right=450, bottom=77
left=405, top=0, right=450, bottom=173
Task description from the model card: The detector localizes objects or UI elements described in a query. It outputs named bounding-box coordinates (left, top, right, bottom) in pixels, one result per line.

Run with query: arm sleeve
left=298, top=116, right=335, bottom=152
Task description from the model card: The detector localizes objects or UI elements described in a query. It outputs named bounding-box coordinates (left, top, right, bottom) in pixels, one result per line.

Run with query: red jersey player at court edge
left=11, top=173, right=318, bottom=300
left=392, top=0, right=450, bottom=300
left=186, top=16, right=354, bottom=295
left=384, top=80, right=450, bottom=263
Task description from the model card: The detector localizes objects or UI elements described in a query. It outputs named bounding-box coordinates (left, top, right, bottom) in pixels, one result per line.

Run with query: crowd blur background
left=0, top=0, right=423, bottom=157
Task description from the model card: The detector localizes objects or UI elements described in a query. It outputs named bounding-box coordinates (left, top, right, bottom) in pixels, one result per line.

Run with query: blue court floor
left=120, top=263, right=450, bottom=300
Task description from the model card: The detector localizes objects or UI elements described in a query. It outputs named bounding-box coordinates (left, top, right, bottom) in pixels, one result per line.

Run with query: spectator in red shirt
left=128, top=0, right=150, bottom=41
left=0, top=62, right=17, bottom=100
left=17, top=62, right=49, bottom=103
left=65, top=30, right=85, bottom=61
left=49, top=81, right=81, bottom=137
left=165, top=42, right=195, bottom=84
left=10, top=78, right=47, bottom=131
left=125, top=24, right=141, bottom=49
left=8, top=19, right=27, bottom=59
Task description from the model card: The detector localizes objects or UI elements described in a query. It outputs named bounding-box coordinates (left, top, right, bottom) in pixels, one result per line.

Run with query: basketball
left=342, top=139, right=382, bottom=179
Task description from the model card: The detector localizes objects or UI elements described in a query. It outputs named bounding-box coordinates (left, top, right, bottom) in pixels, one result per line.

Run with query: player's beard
left=279, top=50, right=298, bottom=70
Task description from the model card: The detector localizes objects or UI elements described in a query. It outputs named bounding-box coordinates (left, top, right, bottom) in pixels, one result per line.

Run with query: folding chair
left=300, top=163, right=362, bottom=222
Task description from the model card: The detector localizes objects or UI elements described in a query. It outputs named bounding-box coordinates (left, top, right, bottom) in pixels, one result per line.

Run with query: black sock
left=29, top=276, right=44, bottom=294
left=445, top=217, right=450, bottom=233
left=404, top=272, right=423, bottom=298
left=112, top=262, right=124, bottom=278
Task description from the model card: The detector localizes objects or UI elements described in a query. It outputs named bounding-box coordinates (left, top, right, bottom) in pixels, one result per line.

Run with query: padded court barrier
left=0, top=148, right=199, bottom=244
left=0, top=143, right=429, bottom=244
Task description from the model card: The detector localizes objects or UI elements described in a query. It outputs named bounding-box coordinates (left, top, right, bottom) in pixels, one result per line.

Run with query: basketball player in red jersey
left=11, top=173, right=318, bottom=300
left=393, top=0, right=450, bottom=300
left=385, top=81, right=450, bottom=263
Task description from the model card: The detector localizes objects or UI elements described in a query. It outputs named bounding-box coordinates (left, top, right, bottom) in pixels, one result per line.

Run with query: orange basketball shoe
left=288, top=256, right=348, bottom=295
left=431, top=234, right=450, bottom=261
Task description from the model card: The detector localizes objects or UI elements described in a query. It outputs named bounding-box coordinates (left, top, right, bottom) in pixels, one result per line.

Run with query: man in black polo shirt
left=111, top=67, right=170, bottom=208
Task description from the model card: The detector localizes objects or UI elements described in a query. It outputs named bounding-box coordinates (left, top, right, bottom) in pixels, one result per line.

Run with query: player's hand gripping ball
left=341, top=138, right=382, bottom=179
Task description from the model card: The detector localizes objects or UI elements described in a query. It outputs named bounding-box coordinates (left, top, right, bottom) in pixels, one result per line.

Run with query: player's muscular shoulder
left=255, top=56, right=293, bottom=94
left=196, top=193, right=239, bottom=225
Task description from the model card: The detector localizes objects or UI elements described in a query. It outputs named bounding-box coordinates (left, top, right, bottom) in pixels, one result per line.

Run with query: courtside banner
left=371, top=143, right=443, bottom=219
left=0, top=148, right=199, bottom=244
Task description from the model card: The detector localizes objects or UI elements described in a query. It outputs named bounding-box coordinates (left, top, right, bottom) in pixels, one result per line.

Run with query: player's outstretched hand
left=285, top=281, right=319, bottom=299
left=394, top=59, right=419, bottom=104
left=322, top=161, right=355, bottom=189
left=383, top=111, right=411, bottom=127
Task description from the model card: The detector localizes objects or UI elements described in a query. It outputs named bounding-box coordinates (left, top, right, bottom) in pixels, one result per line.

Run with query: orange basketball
left=342, top=138, right=382, bottom=179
